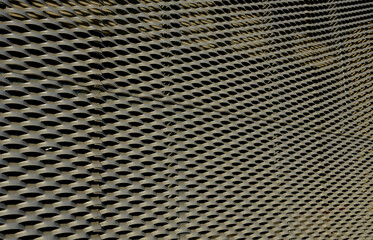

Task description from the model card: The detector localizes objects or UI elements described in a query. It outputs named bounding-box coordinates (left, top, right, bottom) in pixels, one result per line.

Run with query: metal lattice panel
left=0, top=0, right=373, bottom=239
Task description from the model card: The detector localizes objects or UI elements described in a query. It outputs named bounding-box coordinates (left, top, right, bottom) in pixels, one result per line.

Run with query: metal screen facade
left=1, top=0, right=373, bottom=239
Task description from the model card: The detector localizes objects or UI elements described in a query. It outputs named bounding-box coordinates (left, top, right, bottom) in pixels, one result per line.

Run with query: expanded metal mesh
left=1, top=0, right=373, bottom=239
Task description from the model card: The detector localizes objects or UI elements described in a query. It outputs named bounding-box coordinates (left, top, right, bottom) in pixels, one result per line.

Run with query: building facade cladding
left=0, top=0, right=373, bottom=239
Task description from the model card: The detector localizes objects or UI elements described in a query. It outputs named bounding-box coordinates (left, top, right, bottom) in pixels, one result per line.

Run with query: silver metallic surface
left=0, top=0, right=373, bottom=239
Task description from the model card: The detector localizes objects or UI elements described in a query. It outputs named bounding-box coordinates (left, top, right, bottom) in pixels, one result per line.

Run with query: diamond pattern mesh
left=0, top=0, right=373, bottom=239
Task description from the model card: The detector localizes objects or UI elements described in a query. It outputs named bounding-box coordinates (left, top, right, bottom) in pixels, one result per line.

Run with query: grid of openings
left=0, top=0, right=373, bottom=239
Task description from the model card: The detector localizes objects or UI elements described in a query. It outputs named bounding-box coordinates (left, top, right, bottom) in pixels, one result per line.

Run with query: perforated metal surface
left=1, top=0, right=373, bottom=239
